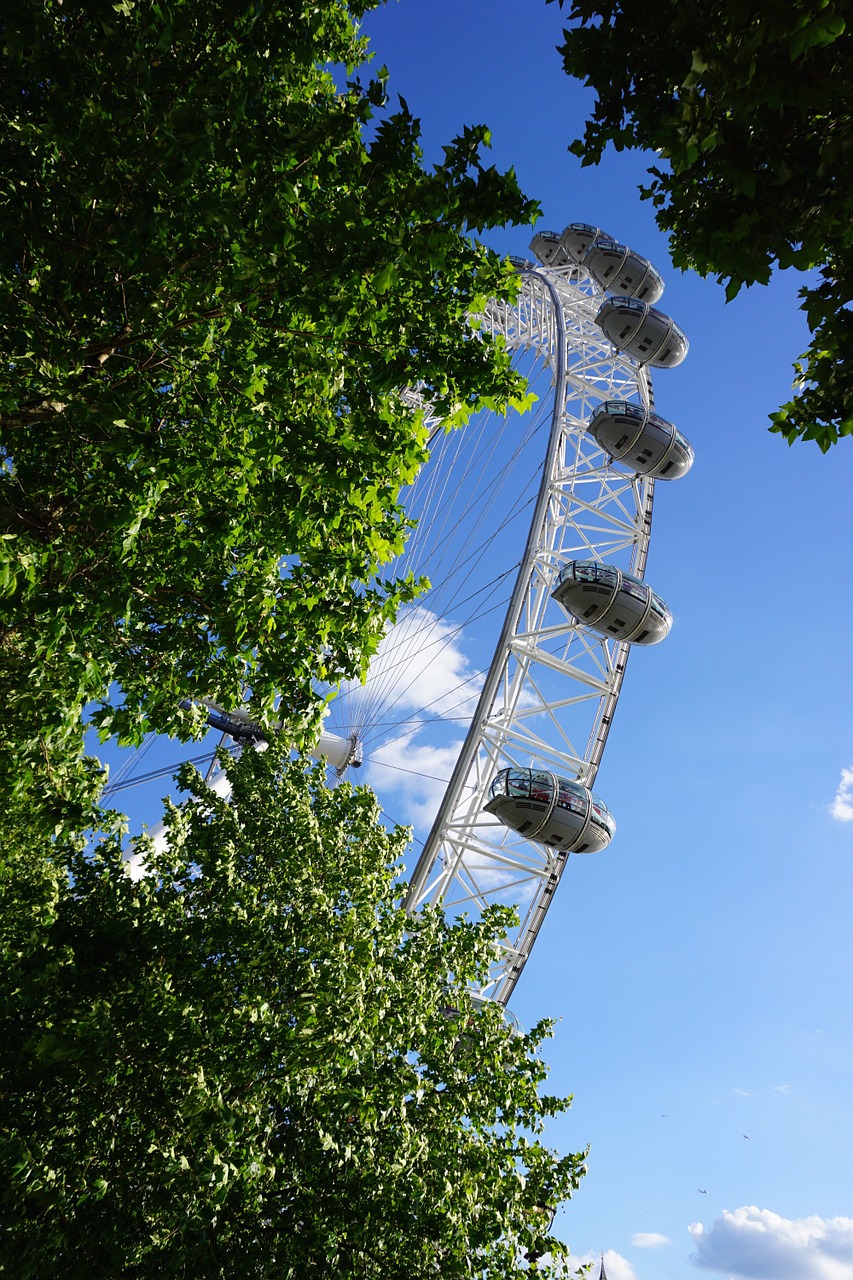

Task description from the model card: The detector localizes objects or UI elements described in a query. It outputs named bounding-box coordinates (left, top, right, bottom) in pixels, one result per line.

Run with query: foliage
left=550, top=0, right=853, bottom=449
left=0, top=0, right=538, bottom=830
left=0, top=742, right=586, bottom=1278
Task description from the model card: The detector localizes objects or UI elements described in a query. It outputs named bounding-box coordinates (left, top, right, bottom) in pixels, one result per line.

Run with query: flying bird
left=743, top=1134, right=750, bottom=1140
left=699, top=1189, right=707, bottom=1194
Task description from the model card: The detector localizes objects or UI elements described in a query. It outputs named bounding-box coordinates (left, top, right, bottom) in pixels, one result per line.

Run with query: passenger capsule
left=587, top=400, right=694, bottom=480
left=596, top=296, right=688, bottom=368
left=552, top=560, right=672, bottom=644
left=583, top=236, right=664, bottom=304
left=530, top=230, right=566, bottom=267
left=484, top=767, right=615, bottom=854
left=558, top=222, right=610, bottom=262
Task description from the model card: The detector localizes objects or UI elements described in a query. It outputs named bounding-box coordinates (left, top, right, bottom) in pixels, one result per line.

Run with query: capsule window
left=660, top=460, right=674, bottom=475
left=636, top=629, right=650, bottom=642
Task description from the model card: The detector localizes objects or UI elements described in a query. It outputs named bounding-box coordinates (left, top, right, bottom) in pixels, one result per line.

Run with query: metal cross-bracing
left=402, top=261, right=658, bottom=1004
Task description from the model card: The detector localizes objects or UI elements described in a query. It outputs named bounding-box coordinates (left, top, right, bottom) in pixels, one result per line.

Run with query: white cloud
left=350, top=609, right=542, bottom=914
left=631, top=1232, right=670, bottom=1249
left=689, top=1207, right=853, bottom=1280
left=358, top=605, right=484, bottom=722
left=366, top=726, right=465, bottom=830
left=731, top=1088, right=752, bottom=1098
left=830, top=766, right=853, bottom=821
left=338, top=607, right=486, bottom=831
left=773, top=1083, right=792, bottom=1094
left=327, top=606, right=484, bottom=833
left=570, top=1251, right=638, bottom=1280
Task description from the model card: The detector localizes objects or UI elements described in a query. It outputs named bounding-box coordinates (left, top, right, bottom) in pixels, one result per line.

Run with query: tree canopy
left=0, top=742, right=586, bottom=1278
left=551, top=0, right=853, bottom=450
left=0, top=0, right=537, bottom=832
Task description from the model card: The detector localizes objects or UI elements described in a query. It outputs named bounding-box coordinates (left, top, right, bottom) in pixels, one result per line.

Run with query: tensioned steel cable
left=350, top=397, right=551, bottom=734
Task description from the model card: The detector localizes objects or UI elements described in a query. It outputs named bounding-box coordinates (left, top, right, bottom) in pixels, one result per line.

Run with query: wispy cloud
left=689, top=1206, right=853, bottom=1279
left=773, top=1083, right=792, bottom=1094
left=731, top=1088, right=752, bottom=1098
left=830, top=766, right=853, bottom=822
left=631, top=1232, right=670, bottom=1249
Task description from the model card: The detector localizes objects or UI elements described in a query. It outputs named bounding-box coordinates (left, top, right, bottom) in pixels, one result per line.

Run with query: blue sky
left=100, top=3, right=853, bottom=1276
left=353, top=3, right=853, bottom=1278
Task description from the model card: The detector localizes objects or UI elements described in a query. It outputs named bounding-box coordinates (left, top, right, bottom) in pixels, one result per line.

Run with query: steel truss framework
left=403, top=260, right=658, bottom=1005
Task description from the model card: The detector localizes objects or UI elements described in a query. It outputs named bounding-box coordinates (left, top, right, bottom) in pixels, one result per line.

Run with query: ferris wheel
left=319, top=221, right=693, bottom=1005
left=110, top=221, right=692, bottom=1008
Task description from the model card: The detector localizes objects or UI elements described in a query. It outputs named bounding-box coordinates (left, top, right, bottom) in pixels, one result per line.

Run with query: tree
left=0, top=741, right=586, bottom=1278
left=551, top=0, right=853, bottom=450
left=0, top=0, right=537, bottom=831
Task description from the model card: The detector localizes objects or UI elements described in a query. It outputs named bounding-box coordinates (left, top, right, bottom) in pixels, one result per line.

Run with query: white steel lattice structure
left=392, top=257, right=667, bottom=1005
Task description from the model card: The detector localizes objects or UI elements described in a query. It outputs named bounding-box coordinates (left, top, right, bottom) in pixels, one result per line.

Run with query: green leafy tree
left=0, top=742, right=586, bottom=1278
left=551, top=0, right=853, bottom=449
left=0, top=0, right=537, bottom=830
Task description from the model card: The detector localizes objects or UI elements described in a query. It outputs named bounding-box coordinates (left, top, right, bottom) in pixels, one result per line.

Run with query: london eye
left=319, top=220, right=692, bottom=1003
left=110, top=221, right=692, bottom=1010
